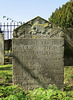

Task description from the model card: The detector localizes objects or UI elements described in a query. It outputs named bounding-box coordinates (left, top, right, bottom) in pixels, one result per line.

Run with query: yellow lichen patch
left=33, top=36, right=37, bottom=39
left=32, top=23, right=49, bottom=28
left=43, top=23, right=49, bottom=27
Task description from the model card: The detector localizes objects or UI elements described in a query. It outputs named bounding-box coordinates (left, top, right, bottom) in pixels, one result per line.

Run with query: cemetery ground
left=0, top=65, right=73, bottom=100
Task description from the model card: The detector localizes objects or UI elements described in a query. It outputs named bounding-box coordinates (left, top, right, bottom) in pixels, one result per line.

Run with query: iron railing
left=0, top=22, right=21, bottom=40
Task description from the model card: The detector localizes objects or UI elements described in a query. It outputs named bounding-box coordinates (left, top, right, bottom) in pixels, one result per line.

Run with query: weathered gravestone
left=0, top=29, right=4, bottom=65
left=13, top=16, right=64, bottom=91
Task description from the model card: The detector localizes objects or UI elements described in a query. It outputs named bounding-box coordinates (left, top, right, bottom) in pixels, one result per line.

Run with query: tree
left=49, top=0, right=73, bottom=28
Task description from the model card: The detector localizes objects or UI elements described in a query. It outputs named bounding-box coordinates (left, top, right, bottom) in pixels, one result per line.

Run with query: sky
left=0, top=0, right=70, bottom=23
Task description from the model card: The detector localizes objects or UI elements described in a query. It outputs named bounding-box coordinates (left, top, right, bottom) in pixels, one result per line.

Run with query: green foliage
left=49, top=0, right=73, bottom=28
left=0, top=65, right=12, bottom=85
left=0, top=65, right=73, bottom=99
left=3, top=16, right=6, bottom=18
left=0, top=85, right=28, bottom=100
left=28, top=85, right=73, bottom=100
left=64, top=66, right=73, bottom=86
left=0, top=85, right=73, bottom=100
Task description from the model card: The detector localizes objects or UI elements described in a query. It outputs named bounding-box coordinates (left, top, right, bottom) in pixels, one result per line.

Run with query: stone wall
left=13, top=16, right=64, bottom=91
left=0, top=33, right=4, bottom=65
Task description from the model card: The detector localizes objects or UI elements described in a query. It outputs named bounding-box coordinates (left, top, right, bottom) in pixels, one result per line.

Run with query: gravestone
left=0, top=29, right=4, bottom=65
left=13, top=16, right=64, bottom=91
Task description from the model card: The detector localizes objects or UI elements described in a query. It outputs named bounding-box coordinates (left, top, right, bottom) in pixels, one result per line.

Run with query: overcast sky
left=0, top=0, right=69, bottom=23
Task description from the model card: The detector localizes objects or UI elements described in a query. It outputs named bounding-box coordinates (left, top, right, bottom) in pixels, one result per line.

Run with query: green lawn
left=64, top=66, right=73, bottom=86
left=0, top=65, right=73, bottom=100
left=0, top=65, right=12, bottom=86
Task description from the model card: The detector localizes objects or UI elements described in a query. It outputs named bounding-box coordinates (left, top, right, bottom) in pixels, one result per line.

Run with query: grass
left=64, top=66, right=73, bottom=85
left=0, top=65, right=12, bottom=86
left=64, top=66, right=73, bottom=91
left=0, top=65, right=73, bottom=99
